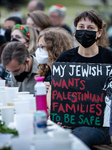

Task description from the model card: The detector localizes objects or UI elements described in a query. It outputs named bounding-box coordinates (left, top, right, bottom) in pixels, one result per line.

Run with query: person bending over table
left=1, top=42, right=38, bottom=94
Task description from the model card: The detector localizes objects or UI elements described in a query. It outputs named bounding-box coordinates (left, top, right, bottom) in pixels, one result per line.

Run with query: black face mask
left=14, top=71, right=29, bottom=82
left=11, top=38, right=19, bottom=42
left=5, top=29, right=11, bottom=42
left=75, top=30, right=97, bottom=48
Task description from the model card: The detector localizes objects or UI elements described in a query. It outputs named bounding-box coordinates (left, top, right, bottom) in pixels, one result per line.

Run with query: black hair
left=5, top=16, right=22, bottom=25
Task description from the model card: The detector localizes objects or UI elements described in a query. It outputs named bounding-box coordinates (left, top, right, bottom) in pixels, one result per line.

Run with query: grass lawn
left=1, top=0, right=112, bottom=28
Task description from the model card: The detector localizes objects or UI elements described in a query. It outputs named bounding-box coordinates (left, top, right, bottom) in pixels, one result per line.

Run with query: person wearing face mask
left=0, top=42, right=11, bottom=86
left=11, top=24, right=38, bottom=55
left=1, top=42, right=38, bottom=94
left=55, top=10, right=112, bottom=148
left=35, top=27, right=74, bottom=113
left=0, top=17, right=22, bottom=48
left=4, top=16, right=22, bottom=42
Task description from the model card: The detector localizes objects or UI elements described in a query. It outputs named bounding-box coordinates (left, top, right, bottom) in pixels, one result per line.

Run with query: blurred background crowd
left=0, top=0, right=112, bottom=32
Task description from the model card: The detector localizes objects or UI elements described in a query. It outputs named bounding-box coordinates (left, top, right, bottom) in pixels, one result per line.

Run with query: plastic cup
left=0, top=87, right=6, bottom=104
left=0, top=91, right=7, bottom=105
left=20, top=96, right=36, bottom=113
left=0, top=106, right=14, bottom=125
left=5, top=87, right=19, bottom=105
left=0, top=87, right=5, bottom=91
left=14, top=100, right=30, bottom=114
left=16, top=114, right=33, bottom=136
left=17, top=91, right=30, bottom=97
left=18, top=94, right=34, bottom=99
left=0, top=80, right=5, bottom=87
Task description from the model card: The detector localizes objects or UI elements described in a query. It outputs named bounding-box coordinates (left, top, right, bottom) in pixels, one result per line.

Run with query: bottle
left=34, top=110, right=47, bottom=134
left=34, top=76, right=48, bottom=116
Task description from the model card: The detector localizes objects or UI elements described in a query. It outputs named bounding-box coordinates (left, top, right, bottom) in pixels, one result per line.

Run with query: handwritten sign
left=50, top=62, right=112, bottom=127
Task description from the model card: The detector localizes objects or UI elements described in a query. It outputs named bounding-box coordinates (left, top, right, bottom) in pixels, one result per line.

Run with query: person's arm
left=44, top=81, right=50, bottom=93
left=46, top=84, right=51, bottom=117
left=47, top=85, right=51, bottom=111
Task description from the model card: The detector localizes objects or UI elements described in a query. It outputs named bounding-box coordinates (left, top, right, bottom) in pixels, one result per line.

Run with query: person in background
left=27, top=10, right=51, bottom=34
left=11, top=24, right=38, bottom=54
left=35, top=27, right=74, bottom=109
left=2, top=24, right=38, bottom=86
left=49, top=4, right=72, bottom=35
left=0, top=42, right=11, bottom=86
left=55, top=10, right=112, bottom=148
left=27, top=0, right=45, bottom=12
left=1, top=42, right=38, bottom=94
left=0, top=16, right=22, bottom=48
left=4, top=16, right=22, bottom=42
left=0, top=28, right=6, bottom=47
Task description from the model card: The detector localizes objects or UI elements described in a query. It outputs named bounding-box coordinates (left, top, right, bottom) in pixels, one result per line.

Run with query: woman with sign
left=56, top=10, right=112, bottom=148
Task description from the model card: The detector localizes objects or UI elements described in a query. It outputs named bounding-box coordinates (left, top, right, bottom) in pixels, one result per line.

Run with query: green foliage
left=0, top=120, right=18, bottom=136
left=0, top=147, right=11, bottom=150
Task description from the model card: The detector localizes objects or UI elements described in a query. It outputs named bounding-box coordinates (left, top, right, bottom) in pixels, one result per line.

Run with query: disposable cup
left=14, top=100, right=30, bottom=114
left=0, top=106, right=14, bottom=125
left=18, top=91, right=30, bottom=94
left=0, top=91, right=7, bottom=105
left=20, top=97, right=36, bottom=113
left=18, top=94, right=34, bottom=99
left=0, top=80, right=5, bottom=87
left=17, top=91, right=30, bottom=97
left=5, top=87, right=19, bottom=104
left=0, top=87, right=5, bottom=91
left=16, top=114, right=33, bottom=136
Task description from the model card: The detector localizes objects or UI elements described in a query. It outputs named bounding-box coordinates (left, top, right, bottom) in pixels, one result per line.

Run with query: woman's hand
left=57, top=122, right=64, bottom=128
left=44, top=82, right=50, bottom=92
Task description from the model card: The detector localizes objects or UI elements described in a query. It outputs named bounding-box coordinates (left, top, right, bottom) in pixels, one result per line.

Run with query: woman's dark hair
left=5, top=16, right=22, bottom=25
left=74, top=10, right=108, bottom=47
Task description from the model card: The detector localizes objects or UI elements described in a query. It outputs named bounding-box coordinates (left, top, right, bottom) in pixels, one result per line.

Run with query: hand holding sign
left=50, top=62, right=112, bottom=128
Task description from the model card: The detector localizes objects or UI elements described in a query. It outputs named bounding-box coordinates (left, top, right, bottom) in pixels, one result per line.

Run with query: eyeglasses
left=37, top=45, right=47, bottom=52
left=6, top=64, right=25, bottom=76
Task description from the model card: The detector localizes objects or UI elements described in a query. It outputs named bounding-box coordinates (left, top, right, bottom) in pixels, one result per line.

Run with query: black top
left=0, top=35, right=6, bottom=47
left=56, top=46, right=112, bottom=64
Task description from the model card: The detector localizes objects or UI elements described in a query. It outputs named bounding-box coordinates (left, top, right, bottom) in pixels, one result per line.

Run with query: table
left=47, top=120, right=90, bottom=150
left=0, top=114, right=90, bottom=150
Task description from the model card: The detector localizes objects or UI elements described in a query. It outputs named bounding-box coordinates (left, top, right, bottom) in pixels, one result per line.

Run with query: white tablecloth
left=47, top=120, right=90, bottom=150
left=0, top=114, right=90, bottom=150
